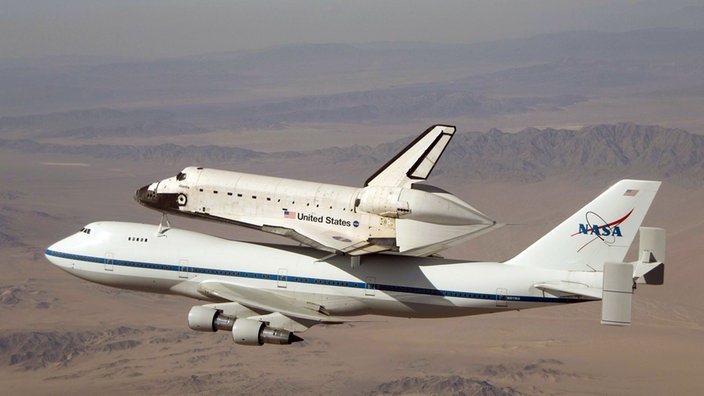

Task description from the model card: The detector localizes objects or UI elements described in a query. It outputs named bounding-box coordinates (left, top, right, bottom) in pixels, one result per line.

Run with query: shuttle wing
left=268, top=223, right=391, bottom=256
left=365, top=124, right=456, bottom=188
left=265, top=218, right=497, bottom=257
left=206, top=211, right=392, bottom=256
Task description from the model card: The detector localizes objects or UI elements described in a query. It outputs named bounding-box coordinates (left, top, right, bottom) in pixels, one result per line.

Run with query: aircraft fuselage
left=46, top=221, right=594, bottom=320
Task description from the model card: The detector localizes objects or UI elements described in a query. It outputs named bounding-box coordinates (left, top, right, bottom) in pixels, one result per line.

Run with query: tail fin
left=365, top=124, right=455, bottom=188
left=508, top=180, right=661, bottom=270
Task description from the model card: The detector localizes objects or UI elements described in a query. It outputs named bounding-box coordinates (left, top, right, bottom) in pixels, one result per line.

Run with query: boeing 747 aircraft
left=135, top=125, right=497, bottom=259
left=46, top=179, right=665, bottom=346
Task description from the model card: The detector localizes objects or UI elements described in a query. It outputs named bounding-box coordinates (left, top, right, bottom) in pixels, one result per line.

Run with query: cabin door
left=104, top=252, right=114, bottom=271
left=178, top=259, right=189, bottom=279
left=496, top=288, right=508, bottom=308
left=365, top=276, right=376, bottom=296
left=277, top=268, right=288, bottom=288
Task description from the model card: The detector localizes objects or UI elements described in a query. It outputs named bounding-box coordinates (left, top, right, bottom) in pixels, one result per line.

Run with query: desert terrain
left=2, top=124, right=704, bottom=395
left=1, top=27, right=704, bottom=395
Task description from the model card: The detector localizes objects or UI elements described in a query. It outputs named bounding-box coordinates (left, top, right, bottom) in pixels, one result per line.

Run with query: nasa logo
left=577, top=223, right=623, bottom=237
left=353, top=220, right=360, bottom=228
left=572, top=209, right=633, bottom=252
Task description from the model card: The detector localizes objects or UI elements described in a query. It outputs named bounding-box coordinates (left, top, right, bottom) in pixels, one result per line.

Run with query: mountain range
left=2, top=123, right=701, bottom=184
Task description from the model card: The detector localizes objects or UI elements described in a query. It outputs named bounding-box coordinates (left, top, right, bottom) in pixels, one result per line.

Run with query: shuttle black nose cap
left=135, top=184, right=155, bottom=205
left=135, top=184, right=182, bottom=212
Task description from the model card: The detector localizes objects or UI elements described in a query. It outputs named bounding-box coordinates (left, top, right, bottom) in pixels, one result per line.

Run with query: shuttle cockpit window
left=176, top=172, right=187, bottom=181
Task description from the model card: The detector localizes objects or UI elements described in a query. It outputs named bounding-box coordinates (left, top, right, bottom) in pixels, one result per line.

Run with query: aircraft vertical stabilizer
left=508, top=180, right=661, bottom=271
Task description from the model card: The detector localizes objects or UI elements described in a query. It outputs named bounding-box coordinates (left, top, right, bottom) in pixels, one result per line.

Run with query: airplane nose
left=45, top=236, right=73, bottom=270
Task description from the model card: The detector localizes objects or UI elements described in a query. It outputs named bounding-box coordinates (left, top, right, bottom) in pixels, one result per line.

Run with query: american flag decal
left=283, top=210, right=297, bottom=219
left=623, top=189, right=639, bottom=197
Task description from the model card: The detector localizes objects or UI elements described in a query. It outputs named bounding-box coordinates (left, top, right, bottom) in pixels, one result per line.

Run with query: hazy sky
left=1, top=0, right=701, bottom=59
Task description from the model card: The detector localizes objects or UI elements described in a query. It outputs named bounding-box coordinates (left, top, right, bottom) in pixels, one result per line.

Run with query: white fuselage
left=46, top=222, right=596, bottom=318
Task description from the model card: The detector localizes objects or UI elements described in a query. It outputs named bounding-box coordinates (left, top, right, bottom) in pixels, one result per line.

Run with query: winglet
left=365, top=125, right=456, bottom=188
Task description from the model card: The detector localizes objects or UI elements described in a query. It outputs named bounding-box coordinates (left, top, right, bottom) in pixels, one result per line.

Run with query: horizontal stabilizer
left=639, top=227, right=666, bottom=262
left=635, top=227, right=665, bottom=285
left=636, top=262, right=664, bottom=285
left=534, top=282, right=602, bottom=300
left=601, top=262, right=634, bottom=326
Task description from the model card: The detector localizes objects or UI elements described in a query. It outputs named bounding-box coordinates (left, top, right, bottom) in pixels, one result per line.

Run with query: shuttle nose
left=135, top=183, right=157, bottom=205
left=135, top=182, right=182, bottom=212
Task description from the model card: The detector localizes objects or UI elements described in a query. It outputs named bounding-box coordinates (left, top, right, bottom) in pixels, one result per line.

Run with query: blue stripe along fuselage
left=45, top=249, right=584, bottom=305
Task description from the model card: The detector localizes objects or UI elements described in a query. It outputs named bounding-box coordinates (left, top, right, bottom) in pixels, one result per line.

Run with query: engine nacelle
left=232, top=318, right=265, bottom=345
left=188, top=306, right=221, bottom=332
left=188, top=305, right=237, bottom=332
left=188, top=306, right=302, bottom=345
left=231, top=318, right=303, bottom=346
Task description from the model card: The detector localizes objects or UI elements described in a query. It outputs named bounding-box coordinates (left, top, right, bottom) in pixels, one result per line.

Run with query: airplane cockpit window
left=176, top=172, right=187, bottom=181
left=80, top=227, right=91, bottom=234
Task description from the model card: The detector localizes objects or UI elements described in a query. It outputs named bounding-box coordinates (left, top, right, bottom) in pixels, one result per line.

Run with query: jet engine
left=187, top=306, right=302, bottom=345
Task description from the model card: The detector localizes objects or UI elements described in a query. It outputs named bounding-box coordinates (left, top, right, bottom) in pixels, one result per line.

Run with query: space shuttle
left=135, top=125, right=497, bottom=258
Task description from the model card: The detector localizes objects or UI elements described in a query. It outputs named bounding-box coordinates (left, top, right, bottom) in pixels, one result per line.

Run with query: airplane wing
left=197, top=280, right=348, bottom=325
left=365, top=124, right=455, bottom=188
left=533, top=282, right=602, bottom=300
